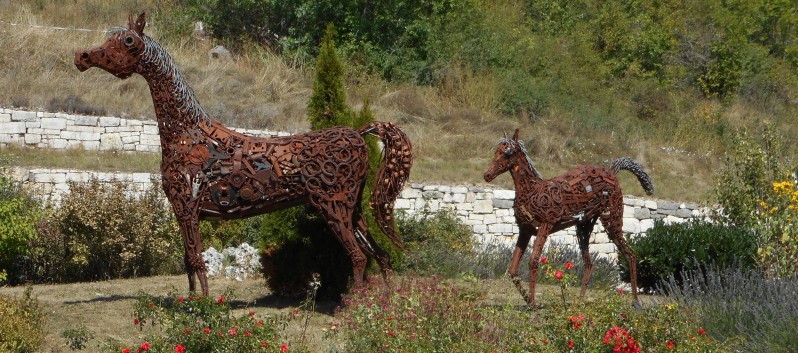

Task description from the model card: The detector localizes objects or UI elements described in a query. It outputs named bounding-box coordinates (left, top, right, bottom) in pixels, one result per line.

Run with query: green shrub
left=395, top=206, right=475, bottom=277
left=0, top=172, right=41, bottom=284
left=29, top=179, right=182, bottom=283
left=102, top=289, right=295, bottom=353
left=619, top=219, right=757, bottom=292
left=0, top=287, right=45, bottom=353
left=61, top=325, right=94, bottom=351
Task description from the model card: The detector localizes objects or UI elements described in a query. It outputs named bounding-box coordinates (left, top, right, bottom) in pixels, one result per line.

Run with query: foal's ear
left=129, top=11, right=147, bottom=35
left=512, top=128, right=520, bottom=141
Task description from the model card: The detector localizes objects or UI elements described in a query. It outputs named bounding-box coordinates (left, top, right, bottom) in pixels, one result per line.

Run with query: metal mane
left=500, top=137, right=543, bottom=179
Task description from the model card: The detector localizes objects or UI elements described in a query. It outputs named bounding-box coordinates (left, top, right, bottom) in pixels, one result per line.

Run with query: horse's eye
left=124, top=35, right=135, bottom=46
left=503, top=148, right=515, bottom=157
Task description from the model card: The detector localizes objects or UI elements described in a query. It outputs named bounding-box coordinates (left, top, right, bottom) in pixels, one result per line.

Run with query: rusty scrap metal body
left=483, top=129, right=654, bottom=308
left=74, top=13, right=412, bottom=296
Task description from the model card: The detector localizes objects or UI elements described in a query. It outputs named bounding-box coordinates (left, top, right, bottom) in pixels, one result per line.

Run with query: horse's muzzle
left=74, top=50, right=93, bottom=72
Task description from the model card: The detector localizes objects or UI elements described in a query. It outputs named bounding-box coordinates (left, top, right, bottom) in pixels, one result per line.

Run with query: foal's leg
left=508, top=223, right=534, bottom=302
left=601, top=213, right=640, bottom=304
left=576, top=219, right=597, bottom=298
left=526, top=224, right=551, bottom=308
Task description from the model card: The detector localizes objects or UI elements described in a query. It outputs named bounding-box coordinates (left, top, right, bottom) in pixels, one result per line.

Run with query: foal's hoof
left=632, top=300, right=643, bottom=310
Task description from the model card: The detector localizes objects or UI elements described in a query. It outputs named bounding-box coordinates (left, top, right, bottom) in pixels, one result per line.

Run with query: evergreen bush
left=619, top=219, right=757, bottom=292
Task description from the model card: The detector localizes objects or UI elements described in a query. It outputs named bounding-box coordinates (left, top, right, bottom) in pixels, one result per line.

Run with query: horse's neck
left=510, top=156, right=543, bottom=187
left=138, top=36, right=210, bottom=142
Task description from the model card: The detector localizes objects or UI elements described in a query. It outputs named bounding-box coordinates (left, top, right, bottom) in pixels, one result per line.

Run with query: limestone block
left=75, top=131, right=101, bottom=141
left=644, top=200, right=657, bottom=209
left=451, top=193, right=465, bottom=203
left=99, top=116, right=121, bottom=127
left=142, top=124, right=159, bottom=135
left=592, top=232, right=610, bottom=244
left=73, top=115, right=98, bottom=126
left=488, top=223, right=514, bottom=234
left=422, top=185, right=438, bottom=191
left=24, top=134, right=41, bottom=144
left=640, top=219, right=655, bottom=232
left=81, top=141, right=100, bottom=150
left=121, top=135, right=139, bottom=144
left=25, top=121, right=41, bottom=128
left=11, top=110, right=37, bottom=122
left=422, top=191, right=443, bottom=199
left=493, top=199, right=514, bottom=209
left=474, top=199, right=494, bottom=213
left=0, top=113, right=11, bottom=122
left=99, top=133, right=123, bottom=151
left=676, top=208, right=692, bottom=218
left=472, top=224, right=487, bottom=234
left=659, top=201, right=679, bottom=210
left=622, top=218, right=640, bottom=233
left=623, top=205, right=635, bottom=218
left=493, top=189, right=515, bottom=200
left=634, top=207, right=651, bottom=219
left=451, top=186, right=468, bottom=193
left=395, top=198, right=411, bottom=209
left=437, top=185, right=451, bottom=193
left=400, top=187, right=422, bottom=199
left=590, top=243, right=617, bottom=254
left=1, top=121, right=27, bottom=133
left=456, top=202, right=473, bottom=211
left=49, top=139, right=68, bottom=149
left=31, top=172, right=66, bottom=183
left=482, top=213, right=497, bottom=225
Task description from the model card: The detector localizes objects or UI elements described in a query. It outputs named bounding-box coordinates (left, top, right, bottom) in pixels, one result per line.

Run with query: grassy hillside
left=0, top=0, right=796, bottom=203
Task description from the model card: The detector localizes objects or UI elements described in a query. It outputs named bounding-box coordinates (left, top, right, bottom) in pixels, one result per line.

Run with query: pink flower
left=565, top=262, right=574, bottom=270
left=245, top=330, right=251, bottom=336
left=540, top=257, right=548, bottom=264
left=554, top=271, right=563, bottom=280
left=229, top=327, right=238, bottom=335
left=618, top=288, right=624, bottom=295
left=174, top=344, right=185, bottom=353
left=249, top=310, right=255, bottom=316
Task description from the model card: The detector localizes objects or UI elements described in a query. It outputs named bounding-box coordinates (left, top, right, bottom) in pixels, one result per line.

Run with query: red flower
left=174, top=344, right=185, bottom=353
left=204, top=327, right=211, bottom=334
left=568, top=340, right=574, bottom=349
left=565, top=262, right=574, bottom=270
left=281, top=343, right=288, bottom=352
left=245, top=330, right=251, bottom=336
left=217, top=295, right=225, bottom=304
left=249, top=310, right=255, bottom=316
left=698, top=327, right=706, bottom=335
left=261, top=342, right=268, bottom=348
left=388, top=330, right=395, bottom=336
left=178, top=297, right=184, bottom=303
left=229, top=327, right=238, bottom=335
left=540, top=257, right=548, bottom=264
left=134, top=318, right=140, bottom=326
left=139, top=342, right=150, bottom=352
left=665, top=340, right=675, bottom=350
left=122, top=348, right=131, bottom=353
left=618, top=288, right=624, bottom=295
left=257, top=320, right=264, bottom=326
left=554, top=271, right=563, bottom=280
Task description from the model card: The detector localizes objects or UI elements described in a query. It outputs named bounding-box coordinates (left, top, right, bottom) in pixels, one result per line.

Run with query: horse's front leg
left=527, top=224, right=551, bottom=308
left=507, top=223, right=534, bottom=302
left=172, top=195, right=209, bottom=296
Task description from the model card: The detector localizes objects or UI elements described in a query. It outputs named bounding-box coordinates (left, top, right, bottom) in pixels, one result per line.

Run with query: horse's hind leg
left=312, top=198, right=369, bottom=289
left=354, top=216, right=392, bottom=282
left=576, top=219, right=597, bottom=298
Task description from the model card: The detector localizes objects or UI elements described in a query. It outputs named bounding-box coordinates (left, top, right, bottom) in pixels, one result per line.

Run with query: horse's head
left=74, top=12, right=148, bottom=79
left=484, top=128, right=523, bottom=182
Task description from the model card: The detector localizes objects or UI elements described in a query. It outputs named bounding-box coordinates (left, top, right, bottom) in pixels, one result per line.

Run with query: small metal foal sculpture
left=74, top=13, right=412, bottom=296
left=484, top=129, right=653, bottom=307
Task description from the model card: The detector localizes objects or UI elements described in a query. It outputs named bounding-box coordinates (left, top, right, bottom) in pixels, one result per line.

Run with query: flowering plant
left=103, top=290, right=293, bottom=353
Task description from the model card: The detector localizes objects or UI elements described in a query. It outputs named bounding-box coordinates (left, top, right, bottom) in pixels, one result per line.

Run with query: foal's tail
left=610, top=157, right=654, bottom=196
left=359, top=121, right=413, bottom=249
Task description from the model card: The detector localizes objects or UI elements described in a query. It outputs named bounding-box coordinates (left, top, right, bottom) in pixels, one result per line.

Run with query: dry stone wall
left=0, top=108, right=289, bottom=152
left=10, top=167, right=709, bottom=260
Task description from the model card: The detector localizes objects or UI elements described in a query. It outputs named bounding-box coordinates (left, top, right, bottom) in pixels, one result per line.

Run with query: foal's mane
left=500, top=137, right=543, bottom=179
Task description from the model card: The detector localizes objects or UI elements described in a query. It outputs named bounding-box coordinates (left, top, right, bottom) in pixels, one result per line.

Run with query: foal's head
left=74, top=12, right=148, bottom=79
left=484, top=128, right=524, bottom=182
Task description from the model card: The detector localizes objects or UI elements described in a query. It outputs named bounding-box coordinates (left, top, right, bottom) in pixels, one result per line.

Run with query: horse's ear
left=131, top=11, right=147, bottom=35
left=512, top=128, right=520, bottom=141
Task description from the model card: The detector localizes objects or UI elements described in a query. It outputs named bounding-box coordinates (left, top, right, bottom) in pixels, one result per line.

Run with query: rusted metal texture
left=75, top=13, right=412, bottom=296
left=484, top=129, right=654, bottom=308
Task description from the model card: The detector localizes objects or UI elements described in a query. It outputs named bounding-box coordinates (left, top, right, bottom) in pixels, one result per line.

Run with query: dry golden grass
left=2, top=0, right=787, bottom=204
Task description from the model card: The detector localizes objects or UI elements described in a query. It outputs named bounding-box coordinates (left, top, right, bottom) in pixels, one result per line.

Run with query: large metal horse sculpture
left=74, top=12, right=412, bottom=296
left=484, top=129, right=653, bottom=307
